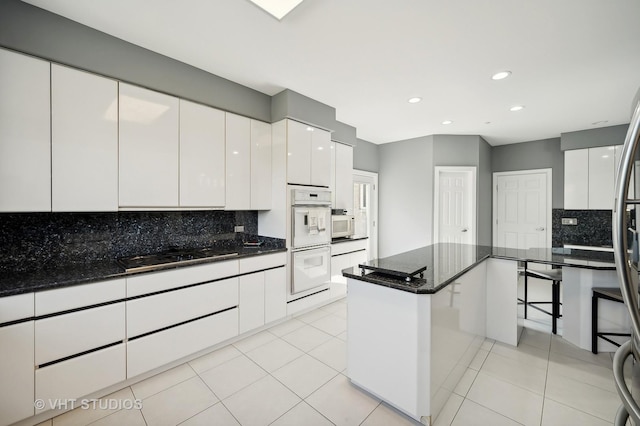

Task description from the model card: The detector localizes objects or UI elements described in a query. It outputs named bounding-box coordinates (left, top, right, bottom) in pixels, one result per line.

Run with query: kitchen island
left=343, top=243, right=620, bottom=425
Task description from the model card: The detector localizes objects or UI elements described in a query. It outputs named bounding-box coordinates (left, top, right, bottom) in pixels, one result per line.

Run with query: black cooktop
left=117, top=248, right=239, bottom=272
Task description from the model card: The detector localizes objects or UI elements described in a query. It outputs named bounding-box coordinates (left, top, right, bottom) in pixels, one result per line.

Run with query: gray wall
left=379, top=136, right=433, bottom=257
left=561, top=124, right=628, bottom=151
left=353, top=139, right=380, bottom=173
left=271, top=89, right=336, bottom=130
left=492, top=138, right=564, bottom=208
left=478, top=138, right=493, bottom=246
left=0, top=0, right=271, bottom=122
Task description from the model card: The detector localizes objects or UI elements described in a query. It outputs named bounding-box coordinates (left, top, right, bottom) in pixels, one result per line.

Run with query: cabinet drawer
left=0, top=292, right=34, bottom=323
left=36, top=278, right=125, bottom=316
left=127, top=260, right=239, bottom=297
left=331, top=239, right=367, bottom=256
left=239, top=252, right=286, bottom=274
left=35, top=343, right=125, bottom=413
left=127, top=308, right=238, bottom=378
left=127, top=277, right=238, bottom=338
left=35, top=303, right=125, bottom=365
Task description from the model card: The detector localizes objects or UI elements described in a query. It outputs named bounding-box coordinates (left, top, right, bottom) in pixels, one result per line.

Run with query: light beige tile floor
left=44, top=298, right=623, bottom=426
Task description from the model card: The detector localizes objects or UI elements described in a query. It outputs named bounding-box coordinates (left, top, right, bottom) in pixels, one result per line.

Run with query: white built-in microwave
left=332, top=214, right=355, bottom=239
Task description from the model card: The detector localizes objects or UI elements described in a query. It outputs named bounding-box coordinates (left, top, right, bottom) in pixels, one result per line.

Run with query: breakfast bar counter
left=343, top=243, right=620, bottom=425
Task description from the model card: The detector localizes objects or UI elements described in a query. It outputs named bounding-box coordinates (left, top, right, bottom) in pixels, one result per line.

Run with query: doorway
left=433, top=166, right=477, bottom=245
left=492, top=169, right=552, bottom=249
left=352, top=170, right=378, bottom=260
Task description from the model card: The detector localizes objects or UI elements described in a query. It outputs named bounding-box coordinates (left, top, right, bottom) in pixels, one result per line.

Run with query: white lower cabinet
left=35, top=344, right=126, bottom=413
left=35, top=303, right=125, bottom=366
left=127, top=308, right=238, bottom=378
left=0, top=322, right=34, bottom=426
left=265, top=267, right=286, bottom=323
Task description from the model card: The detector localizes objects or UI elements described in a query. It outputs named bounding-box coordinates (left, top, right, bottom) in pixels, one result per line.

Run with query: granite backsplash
left=0, top=210, right=261, bottom=271
left=552, top=209, right=615, bottom=248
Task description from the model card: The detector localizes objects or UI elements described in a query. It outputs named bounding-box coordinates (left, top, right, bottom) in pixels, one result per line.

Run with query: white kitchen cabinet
left=286, top=119, right=331, bottom=186
left=51, top=65, right=118, bottom=212
left=226, top=113, right=251, bottom=210
left=0, top=322, right=34, bottom=426
left=35, top=303, right=125, bottom=366
left=286, top=119, right=313, bottom=185
left=127, top=308, right=238, bottom=378
left=36, top=343, right=126, bottom=413
left=239, top=272, right=265, bottom=333
left=564, top=149, right=589, bottom=209
left=251, top=119, right=272, bottom=210
left=335, top=142, right=354, bottom=213
left=179, top=100, right=226, bottom=207
left=311, top=128, right=332, bottom=187
left=614, top=145, right=635, bottom=201
left=0, top=48, right=51, bottom=212
left=265, top=267, right=286, bottom=323
left=588, top=146, right=616, bottom=209
left=331, top=239, right=368, bottom=284
left=119, top=83, right=179, bottom=207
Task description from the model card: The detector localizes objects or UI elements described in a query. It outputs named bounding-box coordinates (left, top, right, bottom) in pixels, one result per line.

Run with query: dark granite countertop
left=343, top=243, right=616, bottom=294
left=0, top=236, right=286, bottom=297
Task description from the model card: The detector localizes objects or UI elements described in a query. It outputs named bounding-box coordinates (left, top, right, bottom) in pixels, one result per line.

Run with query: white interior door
left=493, top=169, right=551, bottom=249
left=353, top=170, right=379, bottom=260
left=434, top=167, right=477, bottom=245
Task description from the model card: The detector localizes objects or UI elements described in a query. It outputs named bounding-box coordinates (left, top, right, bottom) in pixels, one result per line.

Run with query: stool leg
left=552, top=280, right=559, bottom=334
left=524, top=269, right=528, bottom=319
left=592, top=293, right=598, bottom=354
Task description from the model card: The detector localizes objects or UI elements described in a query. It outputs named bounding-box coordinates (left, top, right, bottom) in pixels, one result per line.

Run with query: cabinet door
left=226, top=113, right=251, bottom=210
left=251, top=120, right=272, bottom=210
left=239, top=272, right=265, bottom=334
left=0, top=49, right=51, bottom=212
left=51, top=65, right=118, bottom=212
left=179, top=100, right=225, bottom=207
left=564, top=149, right=589, bottom=209
left=119, top=83, right=179, bottom=207
left=614, top=145, right=634, bottom=201
left=265, top=267, right=286, bottom=323
left=330, top=142, right=337, bottom=207
left=0, top=322, right=34, bottom=426
left=335, top=143, right=354, bottom=213
left=311, top=128, right=332, bottom=187
left=287, top=120, right=312, bottom=185
left=588, top=146, right=615, bottom=209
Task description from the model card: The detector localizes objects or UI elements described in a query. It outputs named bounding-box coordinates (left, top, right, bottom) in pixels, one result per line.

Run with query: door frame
left=433, top=166, right=477, bottom=244
left=492, top=168, right=552, bottom=247
left=353, top=169, right=379, bottom=260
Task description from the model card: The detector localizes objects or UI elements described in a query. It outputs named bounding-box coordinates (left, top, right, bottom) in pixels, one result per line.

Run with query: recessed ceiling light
left=408, top=97, right=422, bottom=104
left=248, top=0, right=303, bottom=20
left=592, top=120, right=609, bottom=125
left=492, top=71, right=512, bottom=80
left=510, top=105, right=525, bottom=112
left=441, top=120, right=453, bottom=125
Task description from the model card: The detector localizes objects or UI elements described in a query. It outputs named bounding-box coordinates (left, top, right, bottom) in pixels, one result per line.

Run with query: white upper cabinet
left=179, top=100, right=225, bottom=208
left=285, top=119, right=331, bottom=187
left=0, top=49, right=51, bottom=212
left=251, top=120, right=272, bottom=210
left=614, top=145, right=635, bottom=201
left=588, top=146, right=615, bottom=209
left=226, top=113, right=251, bottom=210
left=287, top=120, right=312, bottom=185
left=119, top=83, right=179, bottom=208
left=311, top=128, right=331, bottom=187
left=51, top=65, right=118, bottom=212
left=334, top=142, right=354, bottom=213
left=564, top=149, right=589, bottom=209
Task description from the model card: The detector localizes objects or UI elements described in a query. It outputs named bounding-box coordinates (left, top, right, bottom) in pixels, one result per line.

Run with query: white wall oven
left=290, top=188, right=332, bottom=297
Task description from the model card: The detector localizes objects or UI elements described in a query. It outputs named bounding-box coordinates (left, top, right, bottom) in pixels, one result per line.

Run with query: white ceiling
left=22, top=0, right=640, bottom=146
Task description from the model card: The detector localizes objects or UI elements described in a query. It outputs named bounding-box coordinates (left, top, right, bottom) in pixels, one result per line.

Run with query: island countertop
left=342, top=243, right=616, bottom=294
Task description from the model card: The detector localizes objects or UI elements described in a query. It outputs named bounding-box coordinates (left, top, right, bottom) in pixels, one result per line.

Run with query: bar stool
left=591, top=287, right=629, bottom=354
left=520, top=264, right=562, bottom=334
